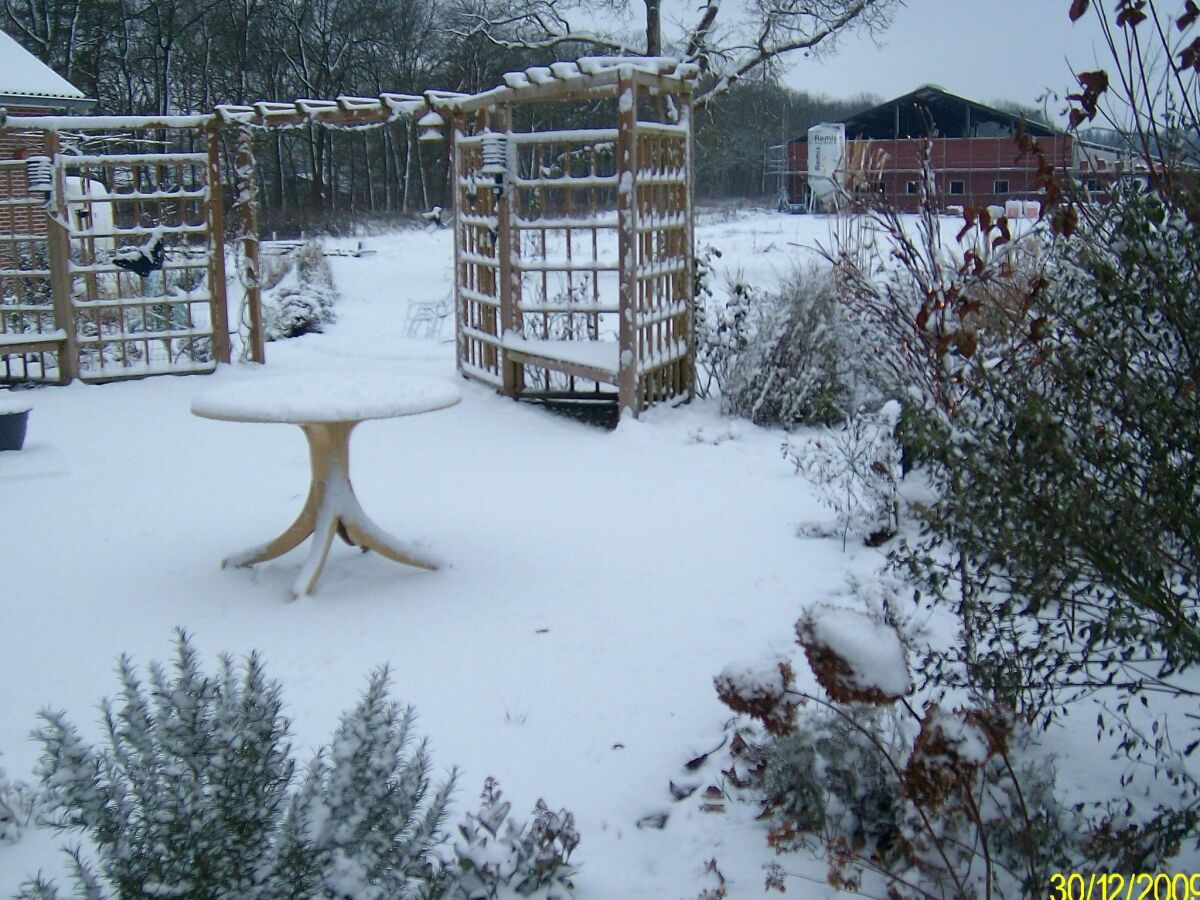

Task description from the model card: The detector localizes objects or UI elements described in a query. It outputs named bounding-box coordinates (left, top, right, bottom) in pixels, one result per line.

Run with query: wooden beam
left=493, top=103, right=524, bottom=398
left=44, top=131, right=77, bottom=383
left=616, top=70, right=639, bottom=418
left=206, top=122, right=231, bottom=365
left=504, top=348, right=615, bottom=386
left=235, top=129, right=265, bottom=364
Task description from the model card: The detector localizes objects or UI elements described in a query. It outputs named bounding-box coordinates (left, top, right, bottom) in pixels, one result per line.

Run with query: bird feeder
left=480, top=130, right=508, bottom=197
left=25, top=155, right=53, bottom=199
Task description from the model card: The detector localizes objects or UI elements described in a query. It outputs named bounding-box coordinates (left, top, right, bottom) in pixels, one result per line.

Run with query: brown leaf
left=1180, top=1, right=1200, bottom=30
left=1069, top=0, right=1090, bottom=21
left=1117, top=2, right=1148, bottom=27
left=636, top=812, right=669, bottom=830
left=958, top=331, right=978, bottom=359
left=992, top=217, right=1011, bottom=248
left=669, top=780, right=698, bottom=800
left=1180, top=35, right=1200, bottom=72
left=955, top=214, right=976, bottom=243
left=1068, top=69, right=1110, bottom=123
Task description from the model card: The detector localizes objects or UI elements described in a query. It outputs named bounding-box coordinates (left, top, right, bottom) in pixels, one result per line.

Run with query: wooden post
left=206, top=122, right=232, bottom=364
left=235, top=126, right=265, bottom=364
left=44, top=131, right=77, bottom=383
left=681, top=85, right=696, bottom=402
left=450, top=111, right=465, bottom=376
left=494, top=103, right=524, bottom=398
left=616, top=69, right=640, bottom=417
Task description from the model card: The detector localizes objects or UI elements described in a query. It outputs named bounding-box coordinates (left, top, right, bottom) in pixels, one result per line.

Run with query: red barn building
left=783, top=85, right=1129, bottom=213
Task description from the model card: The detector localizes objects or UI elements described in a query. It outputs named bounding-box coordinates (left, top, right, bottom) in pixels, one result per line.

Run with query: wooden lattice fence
left=0, top=117, right=230, bottom=383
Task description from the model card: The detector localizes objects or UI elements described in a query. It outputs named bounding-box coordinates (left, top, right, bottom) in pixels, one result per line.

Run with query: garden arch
left=433, top=58, right=698, bottom=417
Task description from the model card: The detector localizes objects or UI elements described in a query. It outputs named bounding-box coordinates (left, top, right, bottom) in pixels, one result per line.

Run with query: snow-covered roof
left=0, top=28, right=90, bottom=110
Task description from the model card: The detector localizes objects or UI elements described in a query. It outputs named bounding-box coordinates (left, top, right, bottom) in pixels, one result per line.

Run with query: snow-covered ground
left=0, top=208, right=954, bottom=896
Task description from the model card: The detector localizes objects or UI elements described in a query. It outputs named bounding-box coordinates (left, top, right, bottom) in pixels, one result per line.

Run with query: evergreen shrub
left=19, top=630, right=454, bottom=900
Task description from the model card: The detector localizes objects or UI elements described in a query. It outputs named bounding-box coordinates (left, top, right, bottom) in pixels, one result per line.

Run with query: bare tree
left=452, top=0, right=899, bottom=105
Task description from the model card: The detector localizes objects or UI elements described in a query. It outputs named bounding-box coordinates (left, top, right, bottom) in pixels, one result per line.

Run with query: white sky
left=775, top=0, right=1109, bottom=119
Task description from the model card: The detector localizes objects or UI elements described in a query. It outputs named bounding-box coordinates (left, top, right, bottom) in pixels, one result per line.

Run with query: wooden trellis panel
left=454, top=121, right=504, bottom=387
left=0, top=156, right=60, bottom=383
left=505, top=125, right=621, bottom=396
left=0, top=117, right=232, bottom=384
left=633, top=121, right=692, bottom=409
left=65, top=147, right=225, bottom=381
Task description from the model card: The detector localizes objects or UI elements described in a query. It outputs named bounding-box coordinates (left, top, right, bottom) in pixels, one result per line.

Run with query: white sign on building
left=807, top=123, right=845, bottom=212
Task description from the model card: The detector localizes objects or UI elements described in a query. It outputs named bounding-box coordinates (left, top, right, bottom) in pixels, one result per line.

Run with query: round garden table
left=192, top=371, right=461, bottom=598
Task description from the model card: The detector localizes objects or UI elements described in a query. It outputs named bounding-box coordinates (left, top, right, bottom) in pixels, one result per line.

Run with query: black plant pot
left=0, top=408, right=30, bottom=451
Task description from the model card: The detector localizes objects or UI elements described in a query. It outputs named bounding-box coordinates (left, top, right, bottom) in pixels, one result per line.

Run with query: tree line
left=3, top=0, right=887, bottom=229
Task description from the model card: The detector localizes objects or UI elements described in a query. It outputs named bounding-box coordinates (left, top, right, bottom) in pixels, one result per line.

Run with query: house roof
left=796, top=84, right=1059, bottom=142
left=0, top=27, right=91, bottom=111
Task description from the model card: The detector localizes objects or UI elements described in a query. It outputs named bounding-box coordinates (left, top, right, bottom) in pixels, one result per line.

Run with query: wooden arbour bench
left=435, top=58, right=698, bottom=418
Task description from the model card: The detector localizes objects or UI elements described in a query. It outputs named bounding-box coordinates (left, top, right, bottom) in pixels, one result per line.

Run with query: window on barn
left=906, top=180, right=918, bottom=194
left=949, top=180, right=965, bottom=195
left=1087, top=178, right=1101, bottom=192
left=994, top=179, right=1009, bottom=194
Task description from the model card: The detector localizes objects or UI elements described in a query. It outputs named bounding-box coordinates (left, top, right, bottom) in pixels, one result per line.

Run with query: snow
left=500, top=334, right=620, bottom=375
left=0, top=28, right=85, bottom=100
left=191, top=371, right=461, bottom=423
left=805, top=605, right=912, bottom=698
left=0, top=207, right=1000, bottom=897
left=716, top=657, right=789, bottom=701
left=0, top=394, right=32, bottom=415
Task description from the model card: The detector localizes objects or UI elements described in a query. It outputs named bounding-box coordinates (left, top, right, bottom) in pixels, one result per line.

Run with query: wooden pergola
left=0, top=60, right=698, bottom=410
left=0, top=94, right=459, bottom=383
left=432, top=58, right=698, bottom=417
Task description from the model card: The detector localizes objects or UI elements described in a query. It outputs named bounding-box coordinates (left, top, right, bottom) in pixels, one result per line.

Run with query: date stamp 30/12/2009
left=1051, top=873, right=1200, bottom=900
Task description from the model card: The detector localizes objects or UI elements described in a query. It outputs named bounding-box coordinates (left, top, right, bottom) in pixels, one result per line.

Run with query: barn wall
left=786, top=135, right=1083, bottom=212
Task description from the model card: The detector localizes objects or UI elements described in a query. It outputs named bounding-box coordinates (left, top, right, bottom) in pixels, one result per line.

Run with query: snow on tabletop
left=190, top=371, right=461, bottom=424
left=806, top=605, right=912, bottom=698
left=0, top=394, right=33, bottom=415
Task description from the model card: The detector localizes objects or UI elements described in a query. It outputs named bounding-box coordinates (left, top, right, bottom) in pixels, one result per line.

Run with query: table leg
left=224, top=420, right=440, bottom=598
left=222, top=483, right=318, bottom=568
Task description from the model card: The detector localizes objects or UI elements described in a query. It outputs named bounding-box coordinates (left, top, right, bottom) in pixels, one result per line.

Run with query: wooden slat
left=505, top=347, right=614, bottom=386
left=616, top=70, right=639, bottom=416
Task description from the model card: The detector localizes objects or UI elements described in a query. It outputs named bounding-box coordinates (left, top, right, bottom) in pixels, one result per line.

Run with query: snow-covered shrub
left=262, top=241, right=338, bottom=340
left=0, top=754, right=37, bottom=845
left=786, top=401, right=902, bottom=547
left=696, top=261, right=867, bottom=426
left=447, top=777, right=580, bottom=899
left=22, top=630, right=454, bottom=899
left=721, top=264, right=865, bottom=427
left=715, top=605, right=1077, bottom=898
left=829, top=143, right=1040, bottom=424
left=692, top=245, right=750, bottom=400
